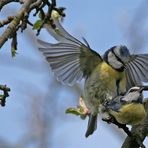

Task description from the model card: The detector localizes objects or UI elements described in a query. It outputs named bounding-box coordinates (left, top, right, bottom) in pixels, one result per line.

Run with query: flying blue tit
left=104, top=86, right=148, bottom=125
left=37, top=11, right=148, bottom=137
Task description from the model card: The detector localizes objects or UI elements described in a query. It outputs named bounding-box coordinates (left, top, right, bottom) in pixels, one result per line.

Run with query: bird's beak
left=139, top=86, right=148, bottom=92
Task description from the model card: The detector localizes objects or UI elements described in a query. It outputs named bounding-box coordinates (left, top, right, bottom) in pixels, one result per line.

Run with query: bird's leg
left=102, top=116, right=132, bottom=136
left=79, top=96, right=90, bottom=116
left=111, top=117, right=131, bottom=136
left=116, top=79, right=120, bottom=96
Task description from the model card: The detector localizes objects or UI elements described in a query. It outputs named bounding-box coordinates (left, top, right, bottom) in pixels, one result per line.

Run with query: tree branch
left=0, top=85, right=10, bottom=106
left=0, top=0, right=62, bottom=49
left=0, top=0, right=36, bottom=48
left=121, top=99, right=148, bottom=148
left=0, top=0, right=21, bottom=11
left=0, top=16, right=14, bottom=27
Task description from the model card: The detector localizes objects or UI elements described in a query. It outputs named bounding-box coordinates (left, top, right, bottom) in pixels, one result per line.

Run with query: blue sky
left=0, top=0, right=148, bottom=147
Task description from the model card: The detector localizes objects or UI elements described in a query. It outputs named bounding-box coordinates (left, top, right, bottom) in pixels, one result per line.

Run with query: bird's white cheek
left=122, top=92, right=140, bottom=102
left=108, top=52, right=123, bottom=69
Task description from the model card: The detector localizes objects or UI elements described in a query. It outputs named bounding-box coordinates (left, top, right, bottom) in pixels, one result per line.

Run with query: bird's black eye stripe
left=120, top=97, right=127, bottom=103
left=111, top=48, right=125, bottom=66
left=129, top=88, right=136, bottom=92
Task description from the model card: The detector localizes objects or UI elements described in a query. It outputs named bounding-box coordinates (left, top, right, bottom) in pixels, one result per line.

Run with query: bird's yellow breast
left=110, top=103, right=146, bottom=125
left=84, top=62, right=126, bottom=111
left=99, top=62, right=124, bottom=80
left=96, top=62, right=126, bottom=93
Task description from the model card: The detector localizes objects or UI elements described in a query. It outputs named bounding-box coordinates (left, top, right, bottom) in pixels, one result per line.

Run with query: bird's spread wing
left=125, top=54, right=148, bottom=90
left=38, top=21, right=102, bottom=85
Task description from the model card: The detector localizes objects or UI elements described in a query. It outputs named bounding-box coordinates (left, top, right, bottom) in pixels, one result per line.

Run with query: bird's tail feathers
left=85, top=114, right=97, bottom=138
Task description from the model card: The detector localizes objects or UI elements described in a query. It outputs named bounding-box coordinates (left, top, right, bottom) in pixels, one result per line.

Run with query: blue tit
left=37, top=16, right=148, bottom=137
left=104, top=86, right=148, bottom=125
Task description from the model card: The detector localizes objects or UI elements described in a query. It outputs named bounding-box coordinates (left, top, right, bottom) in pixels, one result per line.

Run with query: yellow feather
left=110, top=103, right=146, bottom=125
left=100, top=62, right=124, bottom=79
left=97, top=62, right=126, bottom=93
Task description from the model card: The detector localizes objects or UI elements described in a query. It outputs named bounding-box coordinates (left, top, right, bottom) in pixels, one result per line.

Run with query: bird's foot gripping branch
left=102, top=117, right=131, bottom=136
left=0, top=85, right=10, bottom=107
left=66, top=96, right=131, bottom=136
left=65, top=95, right=148, bottom=147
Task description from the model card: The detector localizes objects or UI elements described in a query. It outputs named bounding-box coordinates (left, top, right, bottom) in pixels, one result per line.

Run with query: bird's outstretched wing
left=125, top=54, right=148, bottom=90
left=38, top=21, right=102, bottom=85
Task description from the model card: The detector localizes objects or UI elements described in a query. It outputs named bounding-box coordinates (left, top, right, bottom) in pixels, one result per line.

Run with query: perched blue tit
left=104, top=86, right=148, bottom=125
left=37, top=11, right=148, bottom=137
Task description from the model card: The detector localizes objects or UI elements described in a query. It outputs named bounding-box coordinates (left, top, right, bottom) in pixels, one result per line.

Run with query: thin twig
left=0, top=85, right=10, bottom=107
left=51, top=0, right=56, bottom=6
left=0, top=0, right=36, bottom=48
left=36, top=2, right=55, bottom=35
left=30, top=0, right=42, bottom=10
left=0, top=0, right=20, bottom=11
left=11, top=31, right=17, bottom=57
left=0, top=16, right=14, bottom=27
left=102, top=117, right=131, bottom=136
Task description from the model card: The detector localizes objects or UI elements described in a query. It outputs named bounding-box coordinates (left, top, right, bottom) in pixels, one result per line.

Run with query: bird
left=104, top=86, right=148, bottom=125
left=37, top=11, right=148, bottom=137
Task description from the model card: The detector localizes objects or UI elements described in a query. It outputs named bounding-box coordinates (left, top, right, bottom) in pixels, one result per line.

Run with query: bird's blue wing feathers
left=125, top=54, right=148, bottom=90
left=38, top=21, right=102, bottom=85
